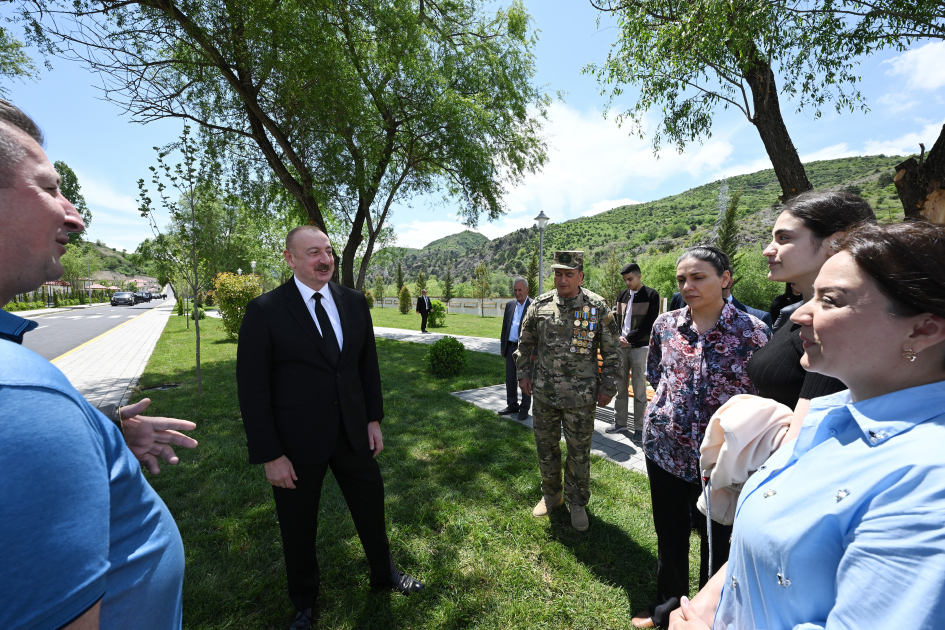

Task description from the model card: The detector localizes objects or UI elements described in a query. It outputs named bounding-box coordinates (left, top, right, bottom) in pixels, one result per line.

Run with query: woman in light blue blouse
left=670, top=221, right=945, bottom=630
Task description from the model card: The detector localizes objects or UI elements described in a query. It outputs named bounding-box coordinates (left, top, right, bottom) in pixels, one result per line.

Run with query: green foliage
left=526, top=245, right=539, bottom=298
left=639, top=251, right=680, bottom=304
left=473, top=262, right=490, bottom=313
left=423, top=230, right=488, bottom=253
left=53, top=292, right=60, bottom=308
left=54, top=161, right=92, bottom=245
left=600, top=246, right=623, bottom=307
left=424, top=336, right=468, bottom=377
left=733, top=248, right=782, bottom=312
left=396, top=262, right=404, bottom=292
left=364, top=290, right=374, bottom=308
left=176, top=298, right=184, bottom=316
left=373, top=275, right=385, bottom=302
left=0, top=27, right=38, bottom=97
left=715, top=187, right=744, bottom=284
left=28, top=1, right=550, bottom=288
left=212, top=272, right=262, bottom=340
left=416, top=270, right=427, bottom=295
left=428, top=299, right=447, bottom=328
left=398, top=285, right=411, bottom=315
left=443, top=265, right=454, bottom=303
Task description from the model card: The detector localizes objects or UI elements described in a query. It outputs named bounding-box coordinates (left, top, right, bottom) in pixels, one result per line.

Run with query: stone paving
left=53, top=299, right=176, bottom=413
left=372, top=326, right=649, bottom=476
left=451, top=384, right=648, bottom=476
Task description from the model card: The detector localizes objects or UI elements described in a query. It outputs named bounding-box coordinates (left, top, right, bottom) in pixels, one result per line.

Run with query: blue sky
left=4, top=1, right=943, bottom=252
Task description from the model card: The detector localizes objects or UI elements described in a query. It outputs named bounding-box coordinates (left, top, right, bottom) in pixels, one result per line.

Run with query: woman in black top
left=746, top=191, right=875, bottom=438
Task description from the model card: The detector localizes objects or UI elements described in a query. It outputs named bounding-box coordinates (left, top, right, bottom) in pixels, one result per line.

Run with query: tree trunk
left=742, top=57, right=813, bottom=202
left=894, top=124, right=945, bottom=224
left=194, top=298, right=203, bottom=395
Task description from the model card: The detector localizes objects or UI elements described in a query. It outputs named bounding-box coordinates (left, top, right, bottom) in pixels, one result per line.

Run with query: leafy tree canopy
left=54, top=160, right=91, bottom=244
left=19, top=0, right=549, bottom=289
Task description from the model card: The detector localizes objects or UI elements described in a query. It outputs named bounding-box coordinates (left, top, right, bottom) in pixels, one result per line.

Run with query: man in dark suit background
left=236, top=226, right=422, bottom=630
left=416, top=289, right=432, bottom=332
left=670, top=289, right=772, bottom=327
left=499, top=278, right=532, bottom=421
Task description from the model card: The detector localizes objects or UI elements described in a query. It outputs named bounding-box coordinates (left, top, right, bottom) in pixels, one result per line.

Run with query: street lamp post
left=534, top=211, right=549, bottom=294
left=250, top=260, right=256, bottom=274
left=237, top=268, right=243, bottom=276
left=87, top=255, right=92, bottom=305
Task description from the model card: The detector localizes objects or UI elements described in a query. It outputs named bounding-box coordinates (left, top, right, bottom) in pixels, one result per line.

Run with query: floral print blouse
left=644, top=302, right=771, bottom=483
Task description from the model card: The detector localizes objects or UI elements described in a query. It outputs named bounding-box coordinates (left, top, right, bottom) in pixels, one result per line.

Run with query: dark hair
left=285, top=224, right=328, bottom=251
left=781, top=191, right=876, bottom=246
left=839, top=221, right=945, bottom=320
left=621, top=263, right=641, bottom=276
left=676, top=246, right=730, bottom=278
left=0, top=99, right=44, bottom=188
left=839, top=221, right=945, bottom=367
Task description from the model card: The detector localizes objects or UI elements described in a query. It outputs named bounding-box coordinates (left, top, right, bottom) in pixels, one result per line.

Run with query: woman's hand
left=669, top=597, right=713, bottom=630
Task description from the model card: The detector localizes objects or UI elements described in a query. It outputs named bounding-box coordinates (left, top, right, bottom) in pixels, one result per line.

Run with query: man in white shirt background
left=499, top=278, right=532, bottom=421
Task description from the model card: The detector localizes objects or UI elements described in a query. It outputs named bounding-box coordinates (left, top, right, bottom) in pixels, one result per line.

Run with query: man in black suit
left=236, top=226, right=423, bottom=630
left=416, top=288, right=432, bottom=332
left=499, top=278, right=532, bottom=421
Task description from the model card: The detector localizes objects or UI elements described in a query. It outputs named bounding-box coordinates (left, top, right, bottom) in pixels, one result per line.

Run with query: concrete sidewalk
left=373, top=325, right=648, bottom=476
left=53, top=298, right=176, bottom=414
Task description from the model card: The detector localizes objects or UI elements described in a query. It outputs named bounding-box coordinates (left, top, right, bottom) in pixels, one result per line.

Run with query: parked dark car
left=133, top=292, right=149, bottom=304
left=111, top=291, right=136, bottom=306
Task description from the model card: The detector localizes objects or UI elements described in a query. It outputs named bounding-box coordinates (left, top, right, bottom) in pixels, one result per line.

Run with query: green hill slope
left=374, top=154, right=907, bottom=290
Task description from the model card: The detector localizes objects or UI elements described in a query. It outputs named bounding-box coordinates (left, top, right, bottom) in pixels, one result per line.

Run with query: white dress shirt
left=509, top=299, right=527, bottom=343
left=294, top=275, right=344, bottom=351
left=621, top=290, right=637, bottom=338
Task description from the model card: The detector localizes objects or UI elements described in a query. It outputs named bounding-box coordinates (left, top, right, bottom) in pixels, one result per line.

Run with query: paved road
left=23, top=300, right=169, bottom=361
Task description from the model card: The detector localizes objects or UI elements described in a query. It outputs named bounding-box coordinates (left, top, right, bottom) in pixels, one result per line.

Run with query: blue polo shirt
left=716, top=381, right=945, bottom=630
left=0, top=311, right=184, bottom=629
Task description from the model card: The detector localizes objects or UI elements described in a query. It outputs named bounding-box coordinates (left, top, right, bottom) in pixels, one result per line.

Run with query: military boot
left=569, top=504, right=589, bottom=531
left=532, top=492, right=564, bottom=517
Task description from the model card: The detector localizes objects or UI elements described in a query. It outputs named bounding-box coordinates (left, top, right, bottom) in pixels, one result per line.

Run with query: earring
left=903, top=349, right=917, bottom=362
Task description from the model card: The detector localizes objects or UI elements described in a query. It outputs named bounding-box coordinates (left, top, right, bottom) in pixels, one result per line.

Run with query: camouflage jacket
left=513, top=287, right=621, bottom=408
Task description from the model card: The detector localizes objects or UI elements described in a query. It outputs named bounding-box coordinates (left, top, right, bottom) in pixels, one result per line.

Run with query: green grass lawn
left=139, top=317, right=703, bottom=629
left=370, top=306, right=503, bottom=339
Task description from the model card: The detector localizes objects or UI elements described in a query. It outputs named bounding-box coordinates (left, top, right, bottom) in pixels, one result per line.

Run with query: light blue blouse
left=715, top=380, right=945, bottom=630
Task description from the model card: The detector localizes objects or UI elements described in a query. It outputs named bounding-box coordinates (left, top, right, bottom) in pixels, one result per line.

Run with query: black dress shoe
left=497, top=406, right=520, bottom=415
left=289, top=608, right=312, bottom=630
left=517, top=410, right=529, bottom=421
left=372, top=567, right=425, bottom=594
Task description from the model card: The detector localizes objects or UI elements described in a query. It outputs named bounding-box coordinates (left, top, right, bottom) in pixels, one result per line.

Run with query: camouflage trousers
left=532, top=398, right=597, bottom=507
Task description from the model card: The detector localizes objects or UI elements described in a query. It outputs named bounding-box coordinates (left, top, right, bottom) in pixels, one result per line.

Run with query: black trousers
left=645, top=457, right=731, bottom=626
left=271, top=428, right=391, bottom=612
left=504, top=341, right=530, bottom=412
left=419, top=311, right=428, bottom=332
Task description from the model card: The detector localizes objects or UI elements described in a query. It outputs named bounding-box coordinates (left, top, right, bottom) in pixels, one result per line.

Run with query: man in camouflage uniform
left=513, top=251, right=621, bottom=531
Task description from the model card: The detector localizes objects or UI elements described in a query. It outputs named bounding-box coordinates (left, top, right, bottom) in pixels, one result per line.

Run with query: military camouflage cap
left=552, top=250, right=584, bottom=270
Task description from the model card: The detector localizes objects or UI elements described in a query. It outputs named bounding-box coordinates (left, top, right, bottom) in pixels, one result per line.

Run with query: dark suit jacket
left=614, top=285, right=661, bottom=347
left=236, top=277, right=384, bottom=465
left=670, top=292, right=773, bottom=327
left=500, top=297, right=531, bottom=355
left=416, top=295, right=432, bottom=314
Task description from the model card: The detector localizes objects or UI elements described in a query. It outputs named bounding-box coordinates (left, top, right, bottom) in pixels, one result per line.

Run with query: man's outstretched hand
left=120, top=398, right=198, bottom=474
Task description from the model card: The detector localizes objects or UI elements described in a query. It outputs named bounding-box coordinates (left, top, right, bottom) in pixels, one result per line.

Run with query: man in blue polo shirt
left=0, top=101, right=188, bottom=629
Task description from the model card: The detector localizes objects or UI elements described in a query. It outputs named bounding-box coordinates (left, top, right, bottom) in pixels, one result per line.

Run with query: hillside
left=372, top=154, right=908, bottom=283
left=422, top=230, right=489, bottom=252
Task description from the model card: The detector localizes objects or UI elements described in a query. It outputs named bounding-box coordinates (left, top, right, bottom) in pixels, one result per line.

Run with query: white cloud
left=800, top=143, right=859, bottom=163
left=497, top=102, right=735, bottom=223
left=863, top=121, right=945, bottom=156
left=877, top=93, right=919, bottom=114
left=75, top=172, right=140, bottom=215
left=885, top=41, right=945, bottom=92
left=582, top=198, right=641, bottom=216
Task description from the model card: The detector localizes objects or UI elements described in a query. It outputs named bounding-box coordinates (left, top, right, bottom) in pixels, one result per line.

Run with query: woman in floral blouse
left=632, top=246, right=771, bottom=630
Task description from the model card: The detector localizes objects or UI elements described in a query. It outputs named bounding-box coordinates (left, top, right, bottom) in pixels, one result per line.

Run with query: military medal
left=591, top=307, right=597, bottom=315
left=574, top=319, right=581, bottom=327
left=588, top=331, right=595, bottom=339
left=570, top=346, right=576, bottom=353
left=581, top=321, right=588, bottom=328
left=583, top=306, right=590, bottom=313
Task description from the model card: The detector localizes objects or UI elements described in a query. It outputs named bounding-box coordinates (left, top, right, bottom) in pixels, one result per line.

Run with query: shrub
left=176, top=298, right=184, bottom=316
left=364, top=290, right=375, bottom=308
left=213, top=272, right=262, bottom=339
left=428, top=299, right=446, bottom=328
left=425, top=336, right=468, bottom=377
left=187, top=307, right=207, bottom=320
left=398, top=285, right=411, bottom=314
left=53, top=293, right=60, bottom=308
